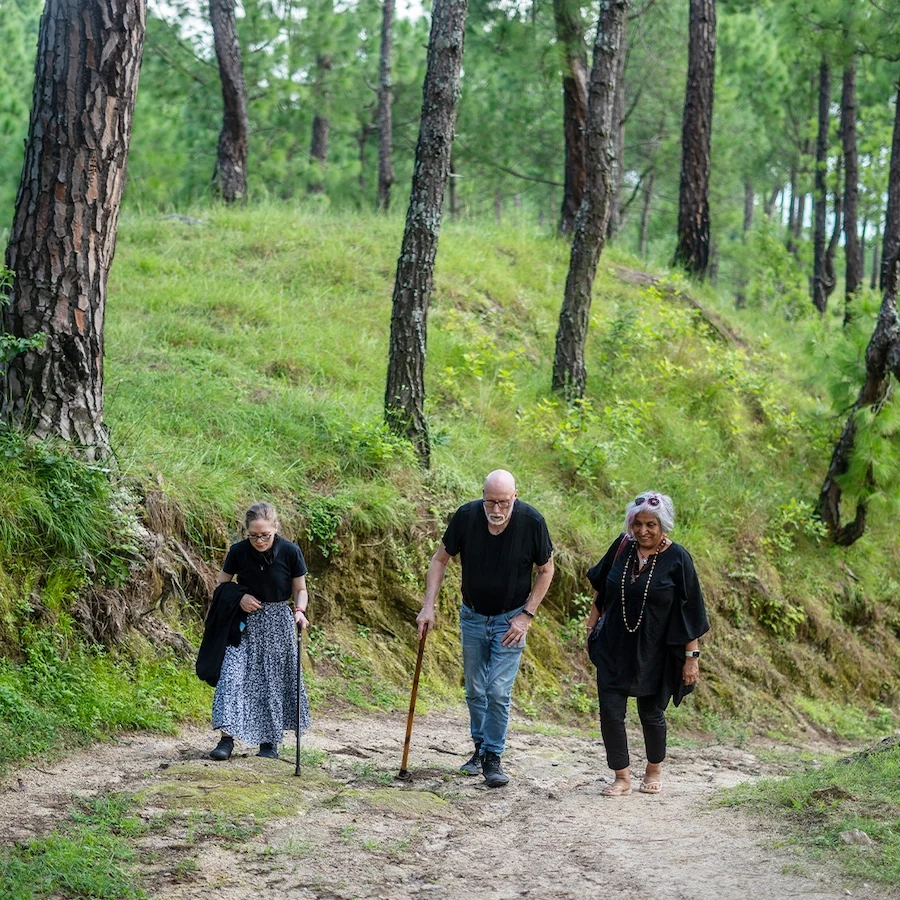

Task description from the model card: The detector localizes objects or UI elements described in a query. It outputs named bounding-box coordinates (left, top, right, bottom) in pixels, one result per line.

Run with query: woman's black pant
left=598, top=690, right=667, bottom=771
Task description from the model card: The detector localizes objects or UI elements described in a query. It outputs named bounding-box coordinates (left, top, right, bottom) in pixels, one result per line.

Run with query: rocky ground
left=0, top=709, right=894, bottom=899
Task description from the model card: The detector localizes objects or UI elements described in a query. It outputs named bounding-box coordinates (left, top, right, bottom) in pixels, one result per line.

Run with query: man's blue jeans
left=459, top=603, right=526, bottom=755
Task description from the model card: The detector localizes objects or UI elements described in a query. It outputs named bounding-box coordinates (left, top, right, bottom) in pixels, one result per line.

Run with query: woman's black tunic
left=588, top=534, right=709, bottom=705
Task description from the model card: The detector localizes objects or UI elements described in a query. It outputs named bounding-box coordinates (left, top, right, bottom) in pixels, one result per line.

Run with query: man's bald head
left=483, top=469, right=516, bottom=494
left=482, top=470, right=517, bottom=528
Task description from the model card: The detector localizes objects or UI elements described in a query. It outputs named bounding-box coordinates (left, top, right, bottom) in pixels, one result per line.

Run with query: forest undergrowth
left=0, top=207, right=898, bottom=777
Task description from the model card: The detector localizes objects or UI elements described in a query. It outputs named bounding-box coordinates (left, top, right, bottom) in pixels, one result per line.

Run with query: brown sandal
left=601, top=781, right=633, bottom=797
left=638, top=778, right=661, bottom=794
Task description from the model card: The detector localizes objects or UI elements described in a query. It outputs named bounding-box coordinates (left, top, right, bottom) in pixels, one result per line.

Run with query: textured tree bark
left=607, top=13, right=627, bottom=239
left=819, top=88, right=900, bottom=545
left=553, top=0, right=589, bottom=235
left=639, top=167, right=655, bottom=257
left=210, top=0, right=248, bottom=203
left=812, top=59, right=831, bottom=313
left=842, top=59, right=862, bottom=323
left=673, top=0, right=716, bottom=278
left=308, top=54, right=333, bottom=195
left=384, top=0, right=467, bottom=464
left=551, top=0, right=627, bottom=399
left=376, top=0, right=395, bottom=211
left=0, top=0, right=146, bottom=459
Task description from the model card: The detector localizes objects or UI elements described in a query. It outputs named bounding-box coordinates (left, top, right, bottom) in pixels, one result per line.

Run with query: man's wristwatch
left=685, top=649, right=700, bottom=659
left=520, top=608, right=535, bottom=619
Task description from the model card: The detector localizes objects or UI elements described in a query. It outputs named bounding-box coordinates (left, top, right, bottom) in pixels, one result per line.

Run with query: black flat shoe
left=257, top=742, right=279, bottom=759
left=210, top=735, right=234, bottom=761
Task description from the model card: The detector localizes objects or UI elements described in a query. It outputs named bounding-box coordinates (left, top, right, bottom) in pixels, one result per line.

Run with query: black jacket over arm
left=195, top=582, right=249, bottom=687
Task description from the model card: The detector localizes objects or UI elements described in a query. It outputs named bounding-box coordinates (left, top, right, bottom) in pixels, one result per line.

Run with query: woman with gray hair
left=208, top=502, right=311, bottom=761
left=585, top=491, right=709, bottom=796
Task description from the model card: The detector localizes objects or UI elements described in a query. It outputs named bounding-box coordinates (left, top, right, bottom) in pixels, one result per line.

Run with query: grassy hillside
left=1, top=205, right=899, bottom=767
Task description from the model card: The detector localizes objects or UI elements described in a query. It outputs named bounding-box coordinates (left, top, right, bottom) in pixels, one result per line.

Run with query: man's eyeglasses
left=634, top=496, right=660, bottom=507
left=483, top=498, right=513, bottom=511
left=249, top=532, right=275, bottom=541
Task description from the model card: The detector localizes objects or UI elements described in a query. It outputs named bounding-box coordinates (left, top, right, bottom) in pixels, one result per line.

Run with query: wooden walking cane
left=294, top=622, right=303, bottom=777
left=397, top=631, right=427, bottom=780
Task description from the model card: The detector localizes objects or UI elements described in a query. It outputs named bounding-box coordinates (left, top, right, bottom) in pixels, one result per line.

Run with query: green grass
left=720, top=741, right=900, bottom=884
left=0, top=204, right=898, bottom=769
left=0, top=635, right=210, bottom=772
left=0, top=794, right=146, bottom=899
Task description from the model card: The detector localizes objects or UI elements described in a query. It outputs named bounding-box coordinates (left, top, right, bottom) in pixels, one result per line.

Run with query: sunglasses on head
left=634, top=496, right=660, bottom=507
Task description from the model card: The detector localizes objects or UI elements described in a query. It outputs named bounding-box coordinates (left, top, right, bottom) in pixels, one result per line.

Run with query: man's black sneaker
left=482, top=751, right=509, bottom=787
left=257, top=742, right=279, bottom=759
left=209, top=735, right=234, bottom=761
left=459, top=744, right=483, bottom=775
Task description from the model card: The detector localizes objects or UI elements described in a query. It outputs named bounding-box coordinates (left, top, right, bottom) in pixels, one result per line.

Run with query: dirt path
left=0, top=710, right=891, bottom=900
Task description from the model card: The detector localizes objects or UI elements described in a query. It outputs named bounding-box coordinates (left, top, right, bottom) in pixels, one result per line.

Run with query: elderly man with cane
left=416, top=470, right=554, bottom=787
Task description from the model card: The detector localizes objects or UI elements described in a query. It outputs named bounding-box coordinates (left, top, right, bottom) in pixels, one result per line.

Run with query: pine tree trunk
left=795, top=192, right=806, bottom=242
left=819, top=87, right=900, bottom=546
left=881, top=86, right=900, bottom=293
left=842, top=59, right=861, bottom=323
left=743, top=180, right=754, bottom=233
left=0, top=0, right=145, bottom=459
left=449, top=158, right=459, bottom=219
left=860, top=215, right=867, bottom=281
left=607, top=13, right=627, bottom=239
left=639, top=167, right=655, bottom=257
left=551, top=0, right=627, bottom=399
left=376, top=0, right=395, bottom=212
left=871, top=233, right=880, bottom=290
left=358, top=121, right=372, bottom=200
left=786, top=166, right=797, bottom=252
left=824, top=154, right=843, bottom=301
left=383, top=0, right=467, bottom=464
left=210, top=0, right=248, bottom=203
left=553, top=0, right=589, bottom=236
left=812, top=59, right=831, bottom=313
left=673, top=0, right=716, bottom=278
left=308, top=54, right=333, bottom=195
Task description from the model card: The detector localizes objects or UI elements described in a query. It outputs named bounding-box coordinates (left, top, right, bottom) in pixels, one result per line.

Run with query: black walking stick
left=294, top=621, right=303, bottom=777
left=397, top=630, right=427, bottom=781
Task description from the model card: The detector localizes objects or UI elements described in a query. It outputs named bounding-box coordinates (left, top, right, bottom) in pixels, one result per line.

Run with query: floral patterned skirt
left=212, top=601, right=310, bottom=746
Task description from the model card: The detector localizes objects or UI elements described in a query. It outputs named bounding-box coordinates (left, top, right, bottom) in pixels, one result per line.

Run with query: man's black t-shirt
left=442, top=500, right=553, bottom=615
left=222, top=535, right=307, bottom=604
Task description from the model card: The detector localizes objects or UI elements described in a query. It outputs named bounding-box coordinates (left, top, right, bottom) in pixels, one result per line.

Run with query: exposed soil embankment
left=1, top=710, right=892, bottom=899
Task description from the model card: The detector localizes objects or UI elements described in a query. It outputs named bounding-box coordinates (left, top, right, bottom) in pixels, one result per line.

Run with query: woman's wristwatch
left=685, top=649, right=700, bottom=659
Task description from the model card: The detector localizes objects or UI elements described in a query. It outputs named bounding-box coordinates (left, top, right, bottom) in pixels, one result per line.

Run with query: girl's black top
left=222, top=535, right=307, bottom=604
left=588, top=534, right=709, bottom=703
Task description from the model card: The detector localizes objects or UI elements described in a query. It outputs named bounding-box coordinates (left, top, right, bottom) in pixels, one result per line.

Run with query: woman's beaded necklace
left=620, top=537, right=667, bottom=633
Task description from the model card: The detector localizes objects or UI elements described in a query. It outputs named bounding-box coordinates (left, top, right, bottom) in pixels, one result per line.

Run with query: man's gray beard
left=487, top=512, right=510, bottom=526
